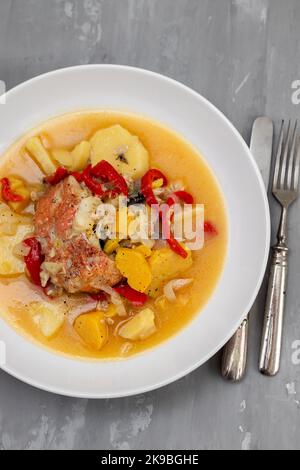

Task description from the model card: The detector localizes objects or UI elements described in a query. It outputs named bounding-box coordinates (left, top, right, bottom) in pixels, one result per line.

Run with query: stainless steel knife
left=221, top=117, right=273, bottom=381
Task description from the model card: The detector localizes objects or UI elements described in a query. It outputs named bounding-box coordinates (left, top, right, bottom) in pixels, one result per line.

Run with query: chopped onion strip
left=163, top=278, right=193, bottom=302
left=97, top=284, right=127, bottom=317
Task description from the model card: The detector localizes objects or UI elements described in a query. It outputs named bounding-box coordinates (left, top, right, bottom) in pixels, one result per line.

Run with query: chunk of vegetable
left=51, top=149, right=73, bottom=168
left=134, top=244, right=152, bottom=258
left=73, top=196, right=101, bottom=232
left=90, top=125, right=149, bottom=180
left=34, top=302, right=64, bottom=338
left=0, top=203, right=31, bottom=236
left=71, top=141, right=91, bottom=171
left=115, top=248, right=152, bottom=293
left=0, top=223, right=33, bottom=277
left=104, top=239, right=119, bottom=255
left=147, top=247, right=193, bottom=297
left=118, top=308, right=156, bottom=341
left=25, top=136, right=57, bottom=175
left=74, top=311, right=108, bottom=350
left=5, top=176, right=31, bottom=213
left=29, top=302, right=64, bottom=338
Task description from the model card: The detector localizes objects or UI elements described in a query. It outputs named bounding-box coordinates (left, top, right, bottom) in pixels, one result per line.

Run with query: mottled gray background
left=0, top=0, right=300, bottom=451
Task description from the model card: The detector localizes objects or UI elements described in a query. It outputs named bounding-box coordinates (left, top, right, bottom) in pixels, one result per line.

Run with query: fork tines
left=273, top=120, right=300, bottom=196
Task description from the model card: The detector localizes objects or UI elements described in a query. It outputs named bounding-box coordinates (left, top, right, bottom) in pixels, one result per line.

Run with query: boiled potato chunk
left=34, top=302, right=65, bottom=338
left=90, top=125, right=149, bottom=179
left=71, top=141, right=91, bottom=171
left=0, top=223, right=34, bottom=276
left=118, top=308, right=156, bottom=341
left=51, top=149, right=73, bottom=168
left=0, top=203, right=31, bottom=235
left=29, top=302, right=64, bottom=338
left=74, top=311, right=108, bottom=350
left=25, top=136, right=57, bottom=175
left=147, top=247, right=193, bottom=297
left=5, top=176, right=31, bottom=213
left=115, top=248, right=152, bottom=293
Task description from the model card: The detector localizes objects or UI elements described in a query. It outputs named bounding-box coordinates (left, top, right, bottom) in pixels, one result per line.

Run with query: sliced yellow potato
left=71, top=141, right=90, bottom=171
left=90, top=125, right=149, bottom=179
left=147, top=247, right=192, bottom=297
left=51, top=149, right=73, bottom=168
left=115, top=248, right=152, bottom=293
left=118, top=308, right=156, bottom=341
left=0, top=223, right=33, bottom=277
left=25, top=136, right=57, bottom=175
left=74, top=311, right=108, bottom=350
left=30, top=302, right=65, bottom=338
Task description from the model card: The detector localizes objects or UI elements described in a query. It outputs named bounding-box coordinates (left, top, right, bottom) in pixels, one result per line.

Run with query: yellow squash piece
left=74, top=311, right=108, bottom=350
left=90, top=125, right=149, bottom=180
left=147, top=247, right=193, bottom=297
left=3, top=176, right=31, bottom=213
left=104, top=239, right=119, bottom=255
left=115, top=248, right=152, bottom=293
left=118, top=308, right=156, bottom=341
left=0, top=223, right=33, bottom=277
left=25, top=136, right=57, bottom=175
left=134, top=244, right=152, bottom=258
left=71, top=141, right=91, bottom=171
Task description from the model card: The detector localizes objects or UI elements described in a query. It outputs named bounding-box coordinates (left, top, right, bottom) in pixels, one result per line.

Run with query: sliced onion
left=97, top=284, right=127, bottom=317
left=67, top=299, right=98, bottom=324
left=163, top=279, right=193, bottom=302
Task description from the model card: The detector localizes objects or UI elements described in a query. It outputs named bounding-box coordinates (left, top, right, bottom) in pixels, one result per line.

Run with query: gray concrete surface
left=0, top=0, right=300, bottom=450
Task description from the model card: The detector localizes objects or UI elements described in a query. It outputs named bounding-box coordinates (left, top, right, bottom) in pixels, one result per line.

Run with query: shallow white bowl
left=0, top=65, right=270, bottom=398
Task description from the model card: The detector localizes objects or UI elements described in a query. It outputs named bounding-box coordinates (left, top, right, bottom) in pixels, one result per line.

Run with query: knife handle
left=221, top=318, right=248, bottom=381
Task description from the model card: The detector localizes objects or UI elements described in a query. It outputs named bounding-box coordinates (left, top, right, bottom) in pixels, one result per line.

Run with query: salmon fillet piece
left=34, top=176, right=122, bottom=294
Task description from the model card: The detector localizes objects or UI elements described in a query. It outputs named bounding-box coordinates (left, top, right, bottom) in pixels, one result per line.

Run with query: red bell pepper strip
left=0, top=177, right=24, bottom=202
left=81, top=165, right=104, bottom=196
left=23, top=237, right=44, bottom=286
left=44, top=167, right=69, bottom=185
left=71, top=171, right=84, bottom=183
left=90, top=291, right=108, bottom=302
left=173, top=190, right=194, bottom=204
left=141, top=169, right=168, bottom=207
left=114, top=284, right=148, bottom=306
left=161, top=204, right=188, bottom=259
left=91, top=160, right=129, bottom=197
left=166, top=235, right=188, bottom=259
left=204, top=221, right=218, bottom=235
left=166, top=190, right=194, bottom=206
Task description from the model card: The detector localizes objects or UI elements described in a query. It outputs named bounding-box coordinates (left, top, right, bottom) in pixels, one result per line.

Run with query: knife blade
left=221, top=117, right=273, bottom=381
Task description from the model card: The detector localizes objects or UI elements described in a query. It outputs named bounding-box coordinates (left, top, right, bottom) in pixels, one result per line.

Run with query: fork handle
left=259, top=244, right=288, bottom=376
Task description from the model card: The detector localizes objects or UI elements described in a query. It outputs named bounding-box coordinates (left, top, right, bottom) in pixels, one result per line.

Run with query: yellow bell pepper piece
left=74, top=311, right=108, bottom=350
left=115, top=247, right=152, bottom=293
left=4, top=176, right=31, bottom=213
left=152, top=178, right=164, bottom=189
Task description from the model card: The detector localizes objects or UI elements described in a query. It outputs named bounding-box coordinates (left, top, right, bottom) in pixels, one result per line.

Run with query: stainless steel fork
left=259, top=120, right=300, bottom=376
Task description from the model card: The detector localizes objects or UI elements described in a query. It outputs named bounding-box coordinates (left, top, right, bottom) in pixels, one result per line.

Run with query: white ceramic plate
left=0, top=65, right=270, bottom=398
